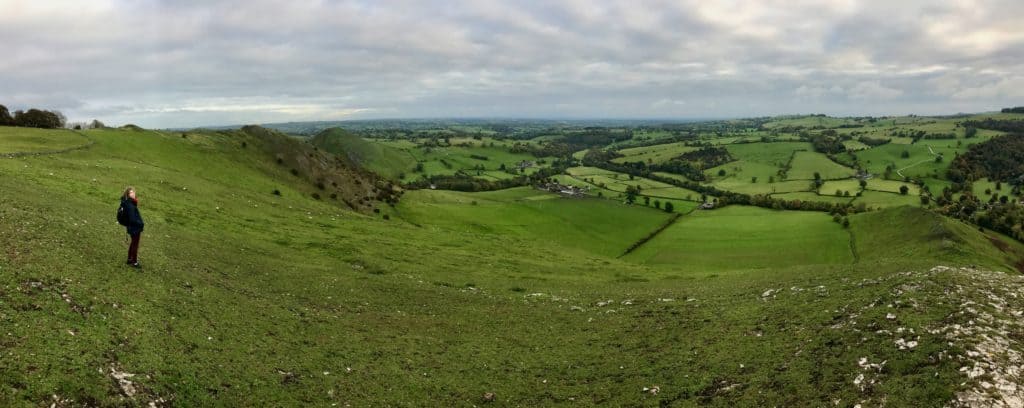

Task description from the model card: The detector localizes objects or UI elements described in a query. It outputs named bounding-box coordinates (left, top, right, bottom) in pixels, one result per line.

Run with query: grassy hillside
left=2, top=124, right=1024, bottom=407
left=309, top=128, right=417, bottom=180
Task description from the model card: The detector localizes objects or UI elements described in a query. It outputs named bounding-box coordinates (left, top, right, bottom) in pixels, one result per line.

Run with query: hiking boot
left=128, top=262, right=141, bottom=269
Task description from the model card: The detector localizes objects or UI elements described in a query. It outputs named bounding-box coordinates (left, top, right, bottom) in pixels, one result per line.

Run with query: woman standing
left=120, top=187, right=145, bottom=268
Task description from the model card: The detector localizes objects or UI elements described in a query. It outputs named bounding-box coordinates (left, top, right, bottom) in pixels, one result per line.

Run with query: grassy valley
left=3, top=110, right=1024, bottom=406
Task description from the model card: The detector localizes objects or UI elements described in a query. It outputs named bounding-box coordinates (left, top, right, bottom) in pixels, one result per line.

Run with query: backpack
left=117, top=201, right=129, bottom=226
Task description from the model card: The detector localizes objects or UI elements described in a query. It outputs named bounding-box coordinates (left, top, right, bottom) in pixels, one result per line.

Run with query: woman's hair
left=122, top=186, right=135, bottom=199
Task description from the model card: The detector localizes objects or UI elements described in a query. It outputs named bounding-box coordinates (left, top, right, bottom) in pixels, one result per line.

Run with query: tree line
left=961, top=119, right=1024, bottom=133
left=947, top=133, right=1024, bottom=183
left=0, top=104, right=67, bottom=129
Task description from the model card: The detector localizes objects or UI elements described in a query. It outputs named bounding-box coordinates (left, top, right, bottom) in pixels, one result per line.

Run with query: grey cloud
left=1, top=0, right=1022, bottom=128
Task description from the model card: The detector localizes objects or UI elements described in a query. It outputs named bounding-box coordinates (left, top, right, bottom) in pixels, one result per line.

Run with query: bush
left=664, top=201, right=675, bottom=213
left=291, top=168, right=299, bottom=176
left=272, top=189, right=281, bottom=196
left=383, top=214, right=390, bottom=220
left=311, top=193, right=321, bottom=200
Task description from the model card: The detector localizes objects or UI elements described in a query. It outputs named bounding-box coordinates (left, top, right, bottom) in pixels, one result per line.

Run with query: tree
left=643, top=196, right=650, bottom=206
left=842, top=217, right=850, bottom=228
left=0, top=105, right=11, bottom=126
left=899, top=185, right=909, bottom=195
left=859, top=179, right=867, bottom=189
left=14, top=109, right=62, bottom=129
left=664, top=201, right=674, bottom=213
left=965, top=126, right=978, bottom=138
left=900, top=150, right=910, bottom=159
left=654, top=200, right=661, bottom=209
left=625, top=185, right=638, bottom=204
left=89, top=119, right=106, bottom=129
left=718, top=169, right=726, bottom=177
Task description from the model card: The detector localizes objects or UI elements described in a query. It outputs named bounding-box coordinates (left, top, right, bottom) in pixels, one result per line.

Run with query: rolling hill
left=2, top=122, right=1024, bottom=406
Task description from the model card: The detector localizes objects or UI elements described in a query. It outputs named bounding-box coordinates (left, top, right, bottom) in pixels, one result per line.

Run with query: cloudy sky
left=2, top=0, right=1023, bottom=128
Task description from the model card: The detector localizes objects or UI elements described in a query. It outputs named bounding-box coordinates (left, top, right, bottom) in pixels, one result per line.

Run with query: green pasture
left=788, top=151, right=856, bottom=180
left=624, top=206, right=854, bottom=269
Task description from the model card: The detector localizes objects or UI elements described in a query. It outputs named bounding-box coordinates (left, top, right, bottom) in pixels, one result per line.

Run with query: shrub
left=311, top=193, right=321, bottom=200
left=241, top=141, right=247, bottom=148
left=290, top=168, right=299, bottom=176
left=272, top=189, right=281, bottom=196
left=383, top=214, right=390, bottom=220
left=330, top=193, right=337, bottom=199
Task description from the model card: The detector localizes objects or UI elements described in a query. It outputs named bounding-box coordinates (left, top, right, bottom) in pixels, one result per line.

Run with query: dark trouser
left=128, top=233, right=141, bottom=263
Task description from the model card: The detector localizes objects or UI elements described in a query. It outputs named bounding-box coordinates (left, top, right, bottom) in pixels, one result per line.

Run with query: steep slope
left=227, top=125, right=401, bottom=212
left=851, top=206, right=1024, bottom=272
left=309, top=127, right=416, bottom=181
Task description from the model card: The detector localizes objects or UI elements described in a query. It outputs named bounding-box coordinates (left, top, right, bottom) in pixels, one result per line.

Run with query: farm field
left=866, top=179, right=920, bottom=195
left=566, top=167, right=707, bottom=203
left=770, top=191, right=854, bottom=205
left=819, top=179, right=862, bottom=196
left=853, top=190, right=922, bottom=209
left=611, top=142, right=696, bottom=164
left=788, top=151, right=856, bottom=180
left=710, top=178, right=811, bottom=195
left=397, top=188, right=673, bottom=258
left=624, top=206, right=855, bottom=269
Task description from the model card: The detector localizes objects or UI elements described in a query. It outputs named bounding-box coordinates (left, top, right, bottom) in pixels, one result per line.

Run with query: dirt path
left=895, top=145, right=938, bottom=178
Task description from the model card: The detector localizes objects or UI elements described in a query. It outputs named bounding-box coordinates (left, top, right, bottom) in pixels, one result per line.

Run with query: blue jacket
left=121, top=197, right=145, bottom=235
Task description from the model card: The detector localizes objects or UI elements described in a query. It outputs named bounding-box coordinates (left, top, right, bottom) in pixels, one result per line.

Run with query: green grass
left=611, top=142, right=697, bottom=164
left=853, top=190, right=922, bottom=209
left=788, top=151, right=856, bottom=180
left=395, top=188, right=673, bottom=258
left=704, top=142, right=812, bottom=194
left=866, top=179, right=920, bottom=195
left=971, top=178, right=1004, bottom=199
left=2, top=123, right=1023, bottom=407
left=355, top=136, right=547, bottom=182
left=0, top=126, right=93, bottom=154
left=770, top=191, right=854, bottom=205
left=842, top=140, right=871, bottom=151
left=819, top=179, right=862, bottom=196
left=624, top=206, right=855, bottom=269
left=567, top=168, right=707, bottom=202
